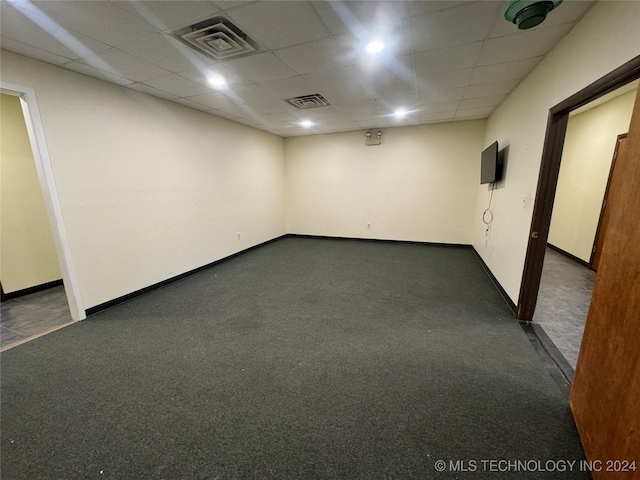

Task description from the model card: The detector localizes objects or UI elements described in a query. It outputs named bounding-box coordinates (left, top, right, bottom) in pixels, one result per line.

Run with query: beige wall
left=0, top=93, right=62, bottom=293
left=548, top=90, right=636, bottom=261
left=0, top=51, right=286, bottom=309
left=285, top=121, right=485, bottom=244
left=472, top=0, right=640, bottom=303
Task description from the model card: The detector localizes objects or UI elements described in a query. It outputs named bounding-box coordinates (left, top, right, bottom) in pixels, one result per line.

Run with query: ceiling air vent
left=287, top=94, right=330, bottom=109
left=174, top=17, right=258, bottom=62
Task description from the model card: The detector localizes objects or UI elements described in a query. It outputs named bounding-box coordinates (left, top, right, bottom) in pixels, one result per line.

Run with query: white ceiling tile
left=320, top=86, right=373, bottom=104
left=454, top=106, right=497, bottom=119
left=418, top=87, right=466, bottom=104
left=0, top=37, right=72, bottom=66
left=366, top=79, right=416, bottom=98
left=63, top=60, right=134, bottom=86
left=184, top=91, right=238, bottom=109
left=348, top=109, right=384, bottom=122
left=375, top=94, right=418, bottom=111
left=25, top=1, right=159, bottom=47
left=78, top=48, right=172, bottom=82
left=235, top=111, right=283, bottom=125
left=300, top=112, right=352, bottom=125
left=117, top=33, right=215, bottom=73
left=356, top=118, right=390, bottom=128
left=1, top=3, right=112, bottom=60
left=388, top=117, right=421, bottom=128
left=416, top=69, right=473, bottom=92
left=258, top=76, right=316, bottom=99
left=411, top=2, right=500, bottom=53
left=420, top=101, right=461, bottom=114
left=223, top=84, right=279, bottom=104
left=459, top=94, right=508, bottom=110
left=326, top=121, right=361, bottom=132
left=211, top=1, right=256, bottom=12
left=227, top=1, right=330, bottom=50
left=419, top=111, right=456, bottom=123
left=333, top=98, right=379, bottom=113
left=287, top=105, right=344, bottom=120
left=143, top=74, right=212, bottom=98
left=275, top=37, right=351, bottom=75
left=178, top=65, right=252, bottom=88
left=469, top=57, right=542, bottom=85
left=322, top=18, right=413, bottom=58
left=414, top=41, right=483, bottom=76
left=539, top=1, right=596, bottom=28
left=210, top=104, right=253, bottom=119
left=352, top=54, right=414, bottom=84
left=464, top=80, right=520, bottom=98
left=478, top=22, right=575, bottom=66
left=311, top=1, right=409, bottom=36
left=409, top=1, right=474, bottom=17
left=113, top=1, right=220, bottom=31
left=239, top=95, right=296, bottom=115
left=224, top=52, right=297, bottom=83
left=126, top=82, right=180, bottom=100
left=302, top=66, right=363, bottom=92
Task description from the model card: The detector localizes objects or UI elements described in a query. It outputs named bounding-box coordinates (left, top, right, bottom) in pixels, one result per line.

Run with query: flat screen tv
left=480, top=141, right=500, bottom=184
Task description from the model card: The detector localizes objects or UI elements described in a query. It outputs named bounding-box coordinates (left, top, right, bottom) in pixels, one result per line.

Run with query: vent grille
left=287, top=94, right=330, bottom=109
left=174, top=17, right=257, bottom=62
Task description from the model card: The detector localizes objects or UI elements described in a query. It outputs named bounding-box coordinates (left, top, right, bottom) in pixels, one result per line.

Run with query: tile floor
left=533, top=247, right=596, bottom=369
left=1, top=285, right=73, bottom=351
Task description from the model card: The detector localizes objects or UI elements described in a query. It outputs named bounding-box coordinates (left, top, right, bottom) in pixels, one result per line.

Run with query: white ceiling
left=0, top=0, right=596, bottom=136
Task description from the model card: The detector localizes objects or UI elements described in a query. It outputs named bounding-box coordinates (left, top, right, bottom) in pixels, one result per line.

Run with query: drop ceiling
left=0, top=0, right=596, bottom=136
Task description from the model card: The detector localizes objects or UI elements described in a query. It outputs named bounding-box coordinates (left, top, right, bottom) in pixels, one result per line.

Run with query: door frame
left=1, top=81, right=86, bottom=321
left=588, top=133, right=627, bottom=270
left=517, top=55, right=640, bottom=321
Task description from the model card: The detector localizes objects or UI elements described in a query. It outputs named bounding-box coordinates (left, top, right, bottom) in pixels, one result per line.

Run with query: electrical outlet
left=367, top=222, right=371, bottom=229
left=237, top=232, right=241, bottom=240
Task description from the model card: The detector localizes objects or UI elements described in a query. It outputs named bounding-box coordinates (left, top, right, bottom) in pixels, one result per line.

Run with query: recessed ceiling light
left=300, top=120, right=314, bottom=128
left=207, top=75, right=227, bottom=88
left=394, top=108, right=408, bottom=118
left=366, top=40, right=384, bottom=53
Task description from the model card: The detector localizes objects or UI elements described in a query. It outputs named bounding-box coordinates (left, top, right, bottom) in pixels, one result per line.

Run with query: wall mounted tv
left=480, top=141, right=502, bottom=184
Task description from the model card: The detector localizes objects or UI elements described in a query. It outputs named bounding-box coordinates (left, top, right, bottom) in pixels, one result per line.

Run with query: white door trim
left=1, top=81, right=86, bottom=321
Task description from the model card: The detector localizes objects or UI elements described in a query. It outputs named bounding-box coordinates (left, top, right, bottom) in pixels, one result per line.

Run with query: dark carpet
left=0, top=237, right=588, bottom=479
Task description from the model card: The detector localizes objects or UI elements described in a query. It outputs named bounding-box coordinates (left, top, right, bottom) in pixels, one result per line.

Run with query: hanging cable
left=482, top=182, right=495, bottom=236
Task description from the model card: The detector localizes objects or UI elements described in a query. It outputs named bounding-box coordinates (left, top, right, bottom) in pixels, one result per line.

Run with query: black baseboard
left=471, top=248, right=517, bottom=315
left=520, top=322, right=574, bottom=398
left=547, top=243, right=590, bottom=268
left=0, top=279, right=63, bottom=303
left=85, top=235, right=286, bottom=316
left=285, top=233, right=472, bottom=249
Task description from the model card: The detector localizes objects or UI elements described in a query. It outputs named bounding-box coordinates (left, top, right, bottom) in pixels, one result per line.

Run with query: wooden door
left=570, top=86, right=640, bottom=478
left=590, top=134, right=627, bottom=271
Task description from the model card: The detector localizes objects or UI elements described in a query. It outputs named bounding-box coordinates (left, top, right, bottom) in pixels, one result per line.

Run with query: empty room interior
left=1, top=1, right=639, bottom=478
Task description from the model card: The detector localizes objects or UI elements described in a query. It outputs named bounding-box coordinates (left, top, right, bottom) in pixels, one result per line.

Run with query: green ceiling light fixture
left=505, top=0, right=563, bottom=30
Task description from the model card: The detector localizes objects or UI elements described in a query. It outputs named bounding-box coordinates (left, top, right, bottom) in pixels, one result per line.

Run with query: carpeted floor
left=0, top=237, right=588, bottom=479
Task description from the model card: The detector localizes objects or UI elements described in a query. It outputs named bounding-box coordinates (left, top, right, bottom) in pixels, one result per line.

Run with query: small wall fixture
left=365, top=129, right=383, bottom=146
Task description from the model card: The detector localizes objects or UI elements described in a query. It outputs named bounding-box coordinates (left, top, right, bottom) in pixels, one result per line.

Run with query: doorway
left=0, top=82, right=85, bottom=350
left=517, top=56, right=640, bottom=324
left=531, top=83, right=637, bottom=372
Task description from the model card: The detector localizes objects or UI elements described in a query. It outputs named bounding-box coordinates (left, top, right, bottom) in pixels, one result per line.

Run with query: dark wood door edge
left=517, top=55, right=640, bottom=321
left=588, top=133, right=628, bottom=269
left=517, top=112, right=569, bottom=320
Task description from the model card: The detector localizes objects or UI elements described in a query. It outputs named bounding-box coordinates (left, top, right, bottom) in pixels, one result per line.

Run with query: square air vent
left=174, top=17, right=258, bottom=62
left=287, top=94, right=330, bottom=109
